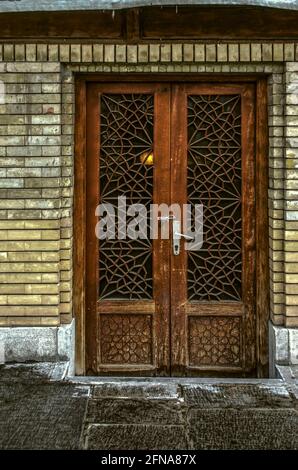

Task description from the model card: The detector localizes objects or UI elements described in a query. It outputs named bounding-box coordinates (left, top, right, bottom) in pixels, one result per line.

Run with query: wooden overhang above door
left=0, top=5, right=297, bottom=40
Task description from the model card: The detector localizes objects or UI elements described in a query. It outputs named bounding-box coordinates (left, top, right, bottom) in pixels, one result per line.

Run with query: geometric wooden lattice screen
left=99, top=94, right=154, bottom=300
left=187, top=95, right=242, bottom=301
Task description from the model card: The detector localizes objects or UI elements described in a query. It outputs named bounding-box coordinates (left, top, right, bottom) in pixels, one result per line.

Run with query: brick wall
left=0, top=42, right=297, bottom=329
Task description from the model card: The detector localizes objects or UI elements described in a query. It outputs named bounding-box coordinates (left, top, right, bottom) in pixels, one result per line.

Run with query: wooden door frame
left=74, top=73, right=269, bottom=376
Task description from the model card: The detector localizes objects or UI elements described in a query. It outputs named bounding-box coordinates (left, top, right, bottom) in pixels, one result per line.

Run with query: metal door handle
left=174, top=232, right=194, bottom=240
left=173, top=220, right=194, bottom=255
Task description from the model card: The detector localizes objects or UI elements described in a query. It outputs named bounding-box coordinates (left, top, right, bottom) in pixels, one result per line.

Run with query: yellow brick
left=24, top=241, right=59, bottom=251
left=59, top=302, right=72, bottom=314
left=0, top=221, right=25, bottom=229
left=60, top=228, right=72, bottom=238
left=0, top=284, right=25, bottom=294
left=41, top=295, right=59, bottom=305
left=25, top=284, right=59, bottom=294
left=41, top=230, right=60, bottom=240
left=7, top=295, right=42, bottom=305
left=217, top=44, right=227, bottom=62
left=285, top=252, right=298, bottom=262
left=285, top=230, right=298, bottom=241
left=270, top=272, right=284, bottom=284
left=271, top=293, right=284, bottom=303
left=239, top=43, right=250, bottom=61
left=285, top=284, right=298, bottom=294
left=194, top=44, right=205, bottom=62
left=284, top=43, right=295, bottom=61
left=0, top=273, right=41, bottom=283
left=60, top=249, right=71, bottom=260
left=285, top=241, right=298, bottom=251
left=104, top=44, right=115, bottom=62
left=93, top=44, right=103, bottom=62
left=285, top=295, right=298, bottom=305
left=60, top=239, right=71, bottom=249
left=228, top=44, right=239, bottom=61
left=285, top=263, right=298, bottom=273
left=285, top=317, right=298, bottom=327
left=26, top=262, right=59, bottom=272
left=24, top=220, right=59, bottom=229
left=269, top=239, right=284, bottom=250
left=271, top=314, right=285, bottom=326
left=251, top=43, right=262, bottom=61
left=285, top=305, right=298, bottom=316
left=60, top=282, right=71, bottom=292
left=7, top=252, right=42, bottom=262
left=60, top=292, right=71, bottom=303
left=285, top=274, right=298, bottom=283
left=270, top=303, right=284, bottom=315
left=0, top=316, right=59, bottom=326
left=0, top=305, right=58, bottom=315
left=41, top=273, right=59, bottom=283
left=60, top=271, right=71, bottom=281
left=0, top=263, right=25, bottom=273
left=60, top=260, right=71, bottom=270
left=0, top=295, right=7, bottom=304
left=42, top=252, right=60, bottom=262
left=7, top=230, right=42, bottom=240
left=60, top=313, right=72, bottom=324
left=0, top=241, right=25, bottom=251
left=206, top=44, right=216, bottom=61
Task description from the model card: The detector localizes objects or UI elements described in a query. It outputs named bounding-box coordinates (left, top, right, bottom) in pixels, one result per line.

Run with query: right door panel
left=170, top=83, right=257, bottom=377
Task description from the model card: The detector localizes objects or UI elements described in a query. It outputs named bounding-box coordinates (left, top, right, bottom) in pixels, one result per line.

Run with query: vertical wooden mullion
left=256, top=78, right=269, bottom=377
left=74, top=79, right=87, bottom=375
left=153, top=86, right=171, bottom=375
left=241, top=84, right=257, bottom=374
left=85, top=84, right=100, bottom=374
left=170, top=84, right=188, bottom=375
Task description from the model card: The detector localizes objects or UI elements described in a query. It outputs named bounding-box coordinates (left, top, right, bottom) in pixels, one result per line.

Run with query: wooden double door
left=83, top=79, right=268, bottom=377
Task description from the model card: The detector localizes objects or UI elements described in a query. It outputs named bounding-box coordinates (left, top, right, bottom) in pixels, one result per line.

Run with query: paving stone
left=0, top=361, right=69, bottom=383
left=188, top=408, right=298, bottom=450
left=91, top=382, right=179, bottom=399
left=85, top=424, right=188, bottom=450
left=86, top=398, right=185, bottom=425
left=182, top=383, right=294, bottom=408
left=0, top=383, right=89, bottom=449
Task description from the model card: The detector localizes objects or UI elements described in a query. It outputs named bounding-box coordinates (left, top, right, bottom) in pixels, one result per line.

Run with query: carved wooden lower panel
left=188, top=316, right=241, bottom=367
left=100, top=314, right=152, bottom=365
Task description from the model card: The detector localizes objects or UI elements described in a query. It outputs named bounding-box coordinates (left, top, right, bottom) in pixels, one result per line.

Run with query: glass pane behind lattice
left=187, top=95, right=242, bottom=301
left=99, top=94, right=154, bottom=300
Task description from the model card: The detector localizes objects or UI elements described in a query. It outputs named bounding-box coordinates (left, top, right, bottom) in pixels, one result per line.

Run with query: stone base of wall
left=269, top=321, right=298, bottom=377
left=0, top=320, right=75, bottom=375
left=0, top=320, right=297, bottom=378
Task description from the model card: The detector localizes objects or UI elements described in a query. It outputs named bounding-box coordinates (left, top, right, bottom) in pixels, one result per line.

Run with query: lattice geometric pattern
left=99, top=94, right=154, bottom=299
left=188, top=316, right=241, bottom=366
left=187, top=95, right=242, bottom=301
left=100, top=314, right=152, bottom=364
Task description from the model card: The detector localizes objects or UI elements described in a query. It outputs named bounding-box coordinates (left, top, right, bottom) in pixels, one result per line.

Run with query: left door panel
left=85, top=83, right=171, bottom=375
